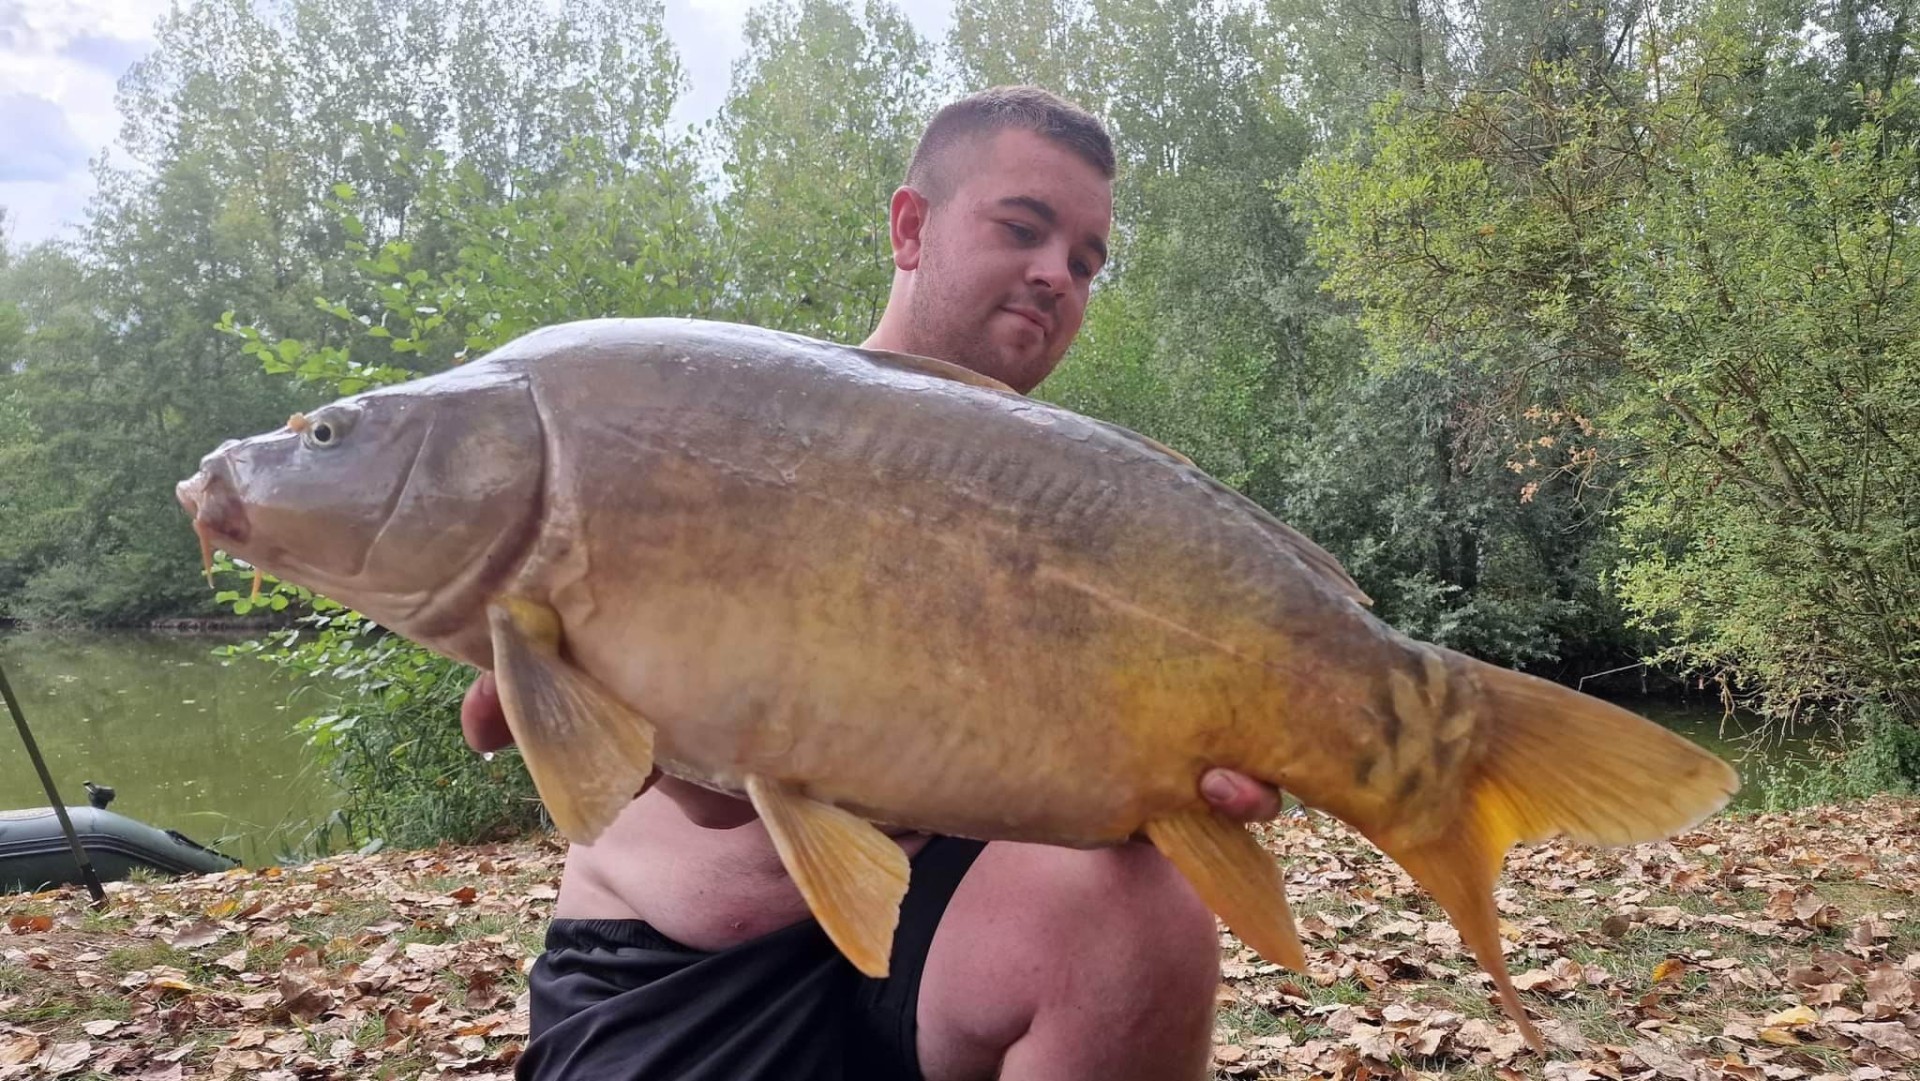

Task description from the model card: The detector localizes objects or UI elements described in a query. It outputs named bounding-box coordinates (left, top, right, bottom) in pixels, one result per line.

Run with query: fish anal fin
left=862, top=348, right=1018, bottom=394
left=1145, top=809, right=1306, bottom=972
left=1367, top=653, right=1742, bottom=1057
left=746, top=775, right=910, bottom=978
left=486, top=597, right=656, bottom=844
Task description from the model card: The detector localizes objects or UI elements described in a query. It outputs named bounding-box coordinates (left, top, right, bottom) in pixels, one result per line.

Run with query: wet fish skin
left=178, top=318, right=1739, bottom=1053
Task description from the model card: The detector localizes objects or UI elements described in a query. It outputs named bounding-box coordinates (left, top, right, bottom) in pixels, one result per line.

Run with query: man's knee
left=916, top=841, right=1222, bottom=1081
left=1062, top=841, right=1220, bottom=989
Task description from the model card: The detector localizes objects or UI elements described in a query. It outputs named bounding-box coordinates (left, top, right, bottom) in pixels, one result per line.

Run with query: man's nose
left=1027, top=247, right=1071, bottom=295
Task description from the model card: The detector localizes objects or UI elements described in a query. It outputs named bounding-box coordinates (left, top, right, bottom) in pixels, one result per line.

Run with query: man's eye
left=1003, top=221, right=1037, bottom=242
left=1071, top=260, right=1092, bottom=279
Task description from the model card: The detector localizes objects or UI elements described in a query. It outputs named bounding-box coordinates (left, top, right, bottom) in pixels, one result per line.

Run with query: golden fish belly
left=557, top=512, right=1289, bottom=845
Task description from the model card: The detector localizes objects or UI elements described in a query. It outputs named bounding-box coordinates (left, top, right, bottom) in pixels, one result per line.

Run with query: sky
left=0, top=0, right=956, bottom=248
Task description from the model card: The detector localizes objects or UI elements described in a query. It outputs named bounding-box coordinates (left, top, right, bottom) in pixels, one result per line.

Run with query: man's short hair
left=905, top=86, right=1115, bottom=204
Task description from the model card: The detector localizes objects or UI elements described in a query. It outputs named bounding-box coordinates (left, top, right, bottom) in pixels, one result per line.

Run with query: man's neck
left=862, top=291, right=919, bottom=356
left=860, top=326, right=909, bottom=355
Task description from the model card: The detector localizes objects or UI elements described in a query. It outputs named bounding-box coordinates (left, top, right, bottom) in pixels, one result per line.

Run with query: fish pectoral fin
left=1145, top=808, right=1306, bottom=972
left=745, top=775, right=909, bottom=978
left=487, top=596, right=656, bottom=844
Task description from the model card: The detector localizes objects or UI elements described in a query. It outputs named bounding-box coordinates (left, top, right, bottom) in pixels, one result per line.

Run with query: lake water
left=0, top=628, right=343, bottom=867
left=1630, top=699, right=1818, bottom=810
left=0, top=631, right=1811, bottom=871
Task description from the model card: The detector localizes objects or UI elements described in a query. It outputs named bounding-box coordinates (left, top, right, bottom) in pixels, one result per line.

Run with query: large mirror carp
left=178, top=318, right=1738, bottom=1052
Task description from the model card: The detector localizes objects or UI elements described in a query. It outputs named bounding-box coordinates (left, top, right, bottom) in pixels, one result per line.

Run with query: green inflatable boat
left=0, top=799, right=240, bottom=893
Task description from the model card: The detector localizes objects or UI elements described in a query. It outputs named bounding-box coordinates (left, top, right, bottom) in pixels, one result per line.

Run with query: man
left=460, top=86, right=1283, bottom=1081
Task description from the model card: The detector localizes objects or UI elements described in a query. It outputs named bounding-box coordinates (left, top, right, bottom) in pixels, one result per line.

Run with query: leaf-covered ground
left=2, top=797, right=1916, bottom=1080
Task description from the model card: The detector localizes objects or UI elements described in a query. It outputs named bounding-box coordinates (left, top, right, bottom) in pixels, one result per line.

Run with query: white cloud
left=0, top=0, right=959, bottom=249
left=0, top=93, right=89, bottom=181
left=0, top=0, right=169, bottom=246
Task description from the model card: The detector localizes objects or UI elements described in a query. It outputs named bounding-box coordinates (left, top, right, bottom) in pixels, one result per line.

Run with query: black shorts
left=518, top=836, right=987, bottom=1081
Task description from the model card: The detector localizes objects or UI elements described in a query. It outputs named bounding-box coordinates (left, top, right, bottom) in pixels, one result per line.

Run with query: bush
left=1757, top=702, right=1920, bottom=811
left=217, top=575, right=546, bottom=853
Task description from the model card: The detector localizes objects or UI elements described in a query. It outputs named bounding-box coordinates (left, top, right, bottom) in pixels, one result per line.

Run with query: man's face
left=902, top=128, right=1113, bottom=392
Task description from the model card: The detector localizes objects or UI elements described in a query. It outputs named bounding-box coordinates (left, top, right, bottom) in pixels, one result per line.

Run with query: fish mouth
left=176, top=468, right=252, bottom=579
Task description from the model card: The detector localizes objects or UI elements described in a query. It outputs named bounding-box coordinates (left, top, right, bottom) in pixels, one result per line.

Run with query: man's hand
left=1198, top=768, right=1284, bottom=823
left=460, top=671, right=514, bottom=753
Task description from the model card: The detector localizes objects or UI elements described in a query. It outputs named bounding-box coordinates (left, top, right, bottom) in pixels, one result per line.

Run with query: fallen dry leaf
left=37, top=1041, right=91, bottom=1076
left=274, top=971, right=332, bottom=1022
left=1628, top=1039, right=1698, bottom=1079
left=0, top=794, right=1914, bottom=1080
left=1653, top=958, right=1689, bottom=983
left=1765, top=1006, right=1821, bottom=1027
left=167, top=919, right=227, bottom=949
left=0, top=1036, right=40, bottom=1066
left=1836, top=1021, right=1920, bottom=1057
left=1864, top=965, right=1913, bottom=1014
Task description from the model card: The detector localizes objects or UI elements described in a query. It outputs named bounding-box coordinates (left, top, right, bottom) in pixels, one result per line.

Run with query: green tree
left=1610, top=102, right=1920, bottom=729
left=1292, top=9, right=1920, bottom=734
left=948, top=0, right=1614, bottom=668
left=714, top=0, right=937, bottom=341
left=0, top=0, right=693, bottom=623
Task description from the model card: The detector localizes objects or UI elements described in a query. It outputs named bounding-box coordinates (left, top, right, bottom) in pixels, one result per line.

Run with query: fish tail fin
left=1368, top=657, right=1740, bottom=1056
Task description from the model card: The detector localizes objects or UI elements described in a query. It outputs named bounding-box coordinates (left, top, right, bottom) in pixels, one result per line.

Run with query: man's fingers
left=1199, top=768, right=1283, bottom=823
left=460, top=671, right=515, bottom=753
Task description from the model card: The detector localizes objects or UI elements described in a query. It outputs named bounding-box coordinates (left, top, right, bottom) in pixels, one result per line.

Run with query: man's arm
left=459, top=672, right=1283, bottom=828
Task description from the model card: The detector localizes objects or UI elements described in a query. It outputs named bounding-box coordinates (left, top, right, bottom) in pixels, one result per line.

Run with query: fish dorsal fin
left=861, top=348, right=1018, bottom=394
left=1088, top=418, right=1196, bottom=467
left=1246, top=505, right=1373, bottom=608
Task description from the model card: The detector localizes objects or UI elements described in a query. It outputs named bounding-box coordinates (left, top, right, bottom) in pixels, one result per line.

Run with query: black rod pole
left=0, top=657, right=107, bottom=906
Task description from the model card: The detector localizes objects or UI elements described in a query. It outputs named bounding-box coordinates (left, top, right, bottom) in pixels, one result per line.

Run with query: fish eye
left=299, top=411, right=350, bottom=450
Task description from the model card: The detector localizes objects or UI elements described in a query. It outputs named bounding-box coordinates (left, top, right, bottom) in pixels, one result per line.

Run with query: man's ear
left=888, top=186, right=930, bottom=271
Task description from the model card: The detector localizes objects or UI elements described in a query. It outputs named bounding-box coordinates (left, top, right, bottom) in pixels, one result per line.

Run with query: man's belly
left=553, top=779, right=930, bottom=952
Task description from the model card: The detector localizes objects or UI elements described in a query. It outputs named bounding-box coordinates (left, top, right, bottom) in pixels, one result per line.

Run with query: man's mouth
left=1003, top=305, right=1051, bottom=336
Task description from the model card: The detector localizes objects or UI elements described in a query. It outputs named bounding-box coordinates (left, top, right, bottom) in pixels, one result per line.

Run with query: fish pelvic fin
left=1367, top=656, right=1741, bottom=1057
left=746, top=775, right=910, bottom=978
left=486, top=596, right=657, bottom=843
left=1144, top=809, right=1306, bottom=972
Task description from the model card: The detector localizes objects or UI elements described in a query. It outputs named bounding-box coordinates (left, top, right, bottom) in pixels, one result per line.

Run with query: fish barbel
left=176, top=318, right=1738, bottom=1052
